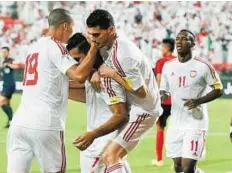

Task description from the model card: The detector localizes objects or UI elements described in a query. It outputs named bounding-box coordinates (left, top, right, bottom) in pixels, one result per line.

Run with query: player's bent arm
left=66, top=44, right=97, bottom=83
left=196, top=88, right=223, bottom=105
left=99, top=66, right=148, bottom=98
left=5, top=62, right=24, bottom=69
left=68, top=88, right=86, bottom=103
left=111, top=71, right=148, bottom=98
left=69, top=80, right=85, bottom=89
left=91, top=102, right=128, bottom=138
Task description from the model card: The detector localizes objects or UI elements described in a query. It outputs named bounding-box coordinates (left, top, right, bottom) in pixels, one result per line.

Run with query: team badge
left=190, top=70, right=197, bottom=78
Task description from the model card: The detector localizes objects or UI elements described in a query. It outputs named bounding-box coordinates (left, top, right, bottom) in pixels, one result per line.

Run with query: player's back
left=12, top=36, right=73, bottom=131
left=112, top=36, right=162, bottom=117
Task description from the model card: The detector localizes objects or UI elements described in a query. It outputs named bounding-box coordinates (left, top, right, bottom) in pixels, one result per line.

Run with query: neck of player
left=46, top=28, right=63, bottom=42
left=107, top=33, right=117, bottom=50
left=178, top=51, right=192, bottom=63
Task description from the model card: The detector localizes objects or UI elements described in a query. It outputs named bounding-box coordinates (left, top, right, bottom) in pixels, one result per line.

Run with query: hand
left=99, top=64, right=117, bottom=78
left=183, top=99, right=200, bottom=110
left=90, top=71, right=102, bottom=92
left=73, top=131, right=97, bottom=151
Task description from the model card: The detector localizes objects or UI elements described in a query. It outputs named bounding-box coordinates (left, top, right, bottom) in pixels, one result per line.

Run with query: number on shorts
left=23, top=53, right=39, bottom=86
left=191, top=140, right=198, bottom=152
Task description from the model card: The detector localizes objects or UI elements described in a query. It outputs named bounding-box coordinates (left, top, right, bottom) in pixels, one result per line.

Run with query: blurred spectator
left=0, top=1, right=232, bottom=70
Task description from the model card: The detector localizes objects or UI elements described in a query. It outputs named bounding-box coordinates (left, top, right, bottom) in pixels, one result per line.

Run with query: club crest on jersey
left=190, top=70, right=197, bottom=78
left=171, top=72, right=175, bottom=76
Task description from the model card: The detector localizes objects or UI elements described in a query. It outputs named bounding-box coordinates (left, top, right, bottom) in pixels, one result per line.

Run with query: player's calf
left=102, top=142, right=127, bottom=165
left=181, top=159, right=197, bottom=173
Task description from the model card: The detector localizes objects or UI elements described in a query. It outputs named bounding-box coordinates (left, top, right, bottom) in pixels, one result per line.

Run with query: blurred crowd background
left=0, top=1, right=232, bottom=71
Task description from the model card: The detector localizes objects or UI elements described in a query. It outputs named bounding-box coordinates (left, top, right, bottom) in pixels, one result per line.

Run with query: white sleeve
left=50, top=51, right=77, bottom=75
left=160, top=64, right=169, bottom=92
left=101, top=77, right=126, bottom=105
left=117, top=57, right=144, bottom=91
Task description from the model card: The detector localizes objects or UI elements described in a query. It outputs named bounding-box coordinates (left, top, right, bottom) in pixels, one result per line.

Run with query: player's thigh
left=182, top=130, right=206, bottom=160
left=33, top=130, right=66, bottom=173
left=80, top=152, right=95, bottom=173
left=165, top=129, right=184, bottom=158
left=7, top=126, right=34, bottom=173
left=114, top=114, right=156, bottom=154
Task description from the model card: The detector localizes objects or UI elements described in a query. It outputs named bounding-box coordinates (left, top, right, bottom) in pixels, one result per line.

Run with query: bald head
left=48, top=8, right=73, bottom=28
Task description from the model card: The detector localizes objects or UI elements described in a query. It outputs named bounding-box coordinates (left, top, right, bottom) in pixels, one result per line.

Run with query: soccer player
left=160, top=29, right=223, bottom=173
left=0, top=47, right=24, bottom=128
left=74, top=9, right=162, bottom=173
left=152, top=38, right=175, bottom=166
left=67, top=33, right=131, bottom=173
left=7, top=9, right=97, bottom=173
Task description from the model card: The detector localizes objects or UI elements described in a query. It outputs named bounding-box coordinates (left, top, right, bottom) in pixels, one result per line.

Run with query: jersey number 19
left=23, top=53, right=39, bottom=86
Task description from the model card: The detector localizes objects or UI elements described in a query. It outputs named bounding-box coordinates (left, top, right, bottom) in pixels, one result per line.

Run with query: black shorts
left=157, top=104, right=171, bottom=129
left=1, top=86, right=15, bottom=99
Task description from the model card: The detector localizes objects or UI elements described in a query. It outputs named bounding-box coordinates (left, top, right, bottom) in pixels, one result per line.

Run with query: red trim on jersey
left=112, top=40, right=126, bottom=77
left=108, top=78, right=116, bottom=96
left=52, top=38, right=68, bottom=55
left=194, top=57, right=217, bottom=79
left=123, top=114, right=147, bottom=142
left=107, top=163, right=123, bottom=173
left=104, top=78, right=112, bottom=97
left=60, top=131, right=66, bottom=171
left=91, top=157, right=100, bottom=169
left=103, top=78, right=116, bottom=97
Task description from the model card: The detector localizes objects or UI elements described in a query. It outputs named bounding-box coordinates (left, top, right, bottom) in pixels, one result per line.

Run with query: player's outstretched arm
left=73, top=102, right=128, bottom=151
left=66, top=43, right=97, bottom=83
left=99, top=65, right=147, bottom=98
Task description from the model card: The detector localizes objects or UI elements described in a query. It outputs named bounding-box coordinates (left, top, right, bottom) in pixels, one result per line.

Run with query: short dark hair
left=86, top=9, right=114, bottom=29
left=162, top=38, right=175, bottom=52
left=2, top=47, right=9, bottom=52
left=179, top=29, right=195, bottom=43
left=48, top=8, right=72, bottom=28
left=66, top=33, right=90, bottom=55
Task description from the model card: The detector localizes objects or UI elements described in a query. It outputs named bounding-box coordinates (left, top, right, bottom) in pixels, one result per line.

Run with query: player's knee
left=182, top=164, right=195, bottom=173
left=102, top=150, right=119, bottom=165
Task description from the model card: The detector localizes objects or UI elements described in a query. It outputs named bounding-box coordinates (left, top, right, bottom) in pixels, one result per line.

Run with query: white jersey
left=83, top=78, right=126, bottom=157
left=160, top=57, right=222, bottom=131
left=102, top=35, right=162, bottom=120
left=12, top=36, right=77, bottom=131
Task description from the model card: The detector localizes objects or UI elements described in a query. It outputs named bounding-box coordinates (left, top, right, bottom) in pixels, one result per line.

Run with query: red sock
left=156, top=129, right=164, bottom=161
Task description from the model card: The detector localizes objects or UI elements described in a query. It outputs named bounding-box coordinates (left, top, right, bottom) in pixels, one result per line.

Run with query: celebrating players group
left=6, top=8, right=223, bottom=173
